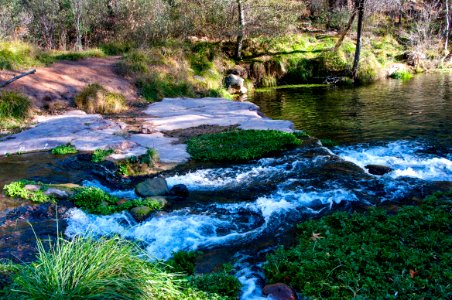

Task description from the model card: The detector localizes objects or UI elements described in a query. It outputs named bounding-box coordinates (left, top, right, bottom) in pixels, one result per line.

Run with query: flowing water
left=1, top=74, right=452, bottom=299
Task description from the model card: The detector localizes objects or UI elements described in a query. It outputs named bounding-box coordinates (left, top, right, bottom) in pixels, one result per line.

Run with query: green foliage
left=320, top=138, right=338, bottom=147
left=91, top=148, right=114, bottom=163
left=264, top=191, right=452, bottom=299
left=3, top=180, right=52, bottom=203
left=75, top=83, right=127, bottom=114
left=51, top=144, right=78, bottom=155
left=187, top=130, right=301, bottom=162
left=117, top=148, right=159, bottom=176
left=167, top=251, right=200, bottom=275
left=137, top=73, right=196, bottom=102
left=0, top=91, right=31, bottom=119
left=190, top=42, right=217, bottom=75
left=390, top=70, right=414, bottom=80
left=6, top=236, right=215, bottom=299
left=189, top=271, right=242, bottom=299
left=70, top=187, right=163, bottom=215
left=100, top=42, right=134, bottom=55
left=50, top=49, right=106, bottom=61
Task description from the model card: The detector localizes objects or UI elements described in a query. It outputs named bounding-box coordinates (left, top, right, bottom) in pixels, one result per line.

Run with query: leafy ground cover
left=3, top=180, right=52, bottom=203
left=51, top=144, right=78, bottom=155
left=187, top=129, right=301, bottom=162
left=91, top=148, right=114, bottom=163
left=264, top=191, right=452, bottom=299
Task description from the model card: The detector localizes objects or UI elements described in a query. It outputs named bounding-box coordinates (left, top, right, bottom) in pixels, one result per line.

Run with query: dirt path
left=0, top=57, right=139, bottom=112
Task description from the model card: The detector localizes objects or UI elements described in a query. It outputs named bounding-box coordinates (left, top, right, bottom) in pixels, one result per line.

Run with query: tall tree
left=235, top=0, right=245, bottom=59
left=352, top=0, right=365, bottom=80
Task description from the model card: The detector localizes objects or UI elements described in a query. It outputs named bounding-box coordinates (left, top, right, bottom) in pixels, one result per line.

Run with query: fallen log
left=0, top=69, right=36, bottom=88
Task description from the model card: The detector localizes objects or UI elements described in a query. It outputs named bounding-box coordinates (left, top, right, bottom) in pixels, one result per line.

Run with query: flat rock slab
left=143, top=98, right=294, bottom=132
left=0, top=98, right=295, bottom=165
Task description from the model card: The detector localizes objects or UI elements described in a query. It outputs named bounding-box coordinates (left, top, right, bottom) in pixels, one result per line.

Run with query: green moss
left=51, top=144, right=78, bottom=155
left=3, top=180, right=52, bottom=203
left=264, top=191, right=452, bottom=299
left=187, top=130, right=301, bottom=162
left=390, top=70, right=413, bottom=80
left=92, top=148, right=114, bottom=163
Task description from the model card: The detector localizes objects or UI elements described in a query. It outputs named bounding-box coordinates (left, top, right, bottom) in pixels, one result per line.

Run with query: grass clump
left=75, top=83, right=127, bottom=114
left=6, top=236, right=215, bottom=299
left=3, top=180, right=52, bottom=203
left=264, top=191, right=452, bottom=299
left=70, top=186, right=163, bottom=215
left=189, top=271, right=242, bottom=300
left=390, top=70, right=413, bottom=80
left=0, top=91, right=31, bottom=119
left=91, top=148, right=114, bottom=163
left=51, top=144, right=78, bottom=155
left=187, top=130, right=301, bottom=162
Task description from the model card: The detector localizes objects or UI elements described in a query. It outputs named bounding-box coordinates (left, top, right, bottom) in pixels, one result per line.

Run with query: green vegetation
left=118, top=148, right=159, bottom=177
left=264, top=191, right=452, bottom=299
left=320, top=138, right=338, bottom=147
left=91, top=148, right=114, bottom=163
left=3, top=180, right=52, bottom=203
left=0, top=41, right=106, bottom=70
left=390, top=70, right=414, bottom=80
left=166, top=251, right=241, bottom=299
left=187, top=130, right=301, bottom=162
left=70, top=186, right=162, bottom=215
left=75, top=83, right=127, bottom=114
left=0, top=91, right=32, bottom=132
left=117, top=42, right=233, bottom=102
left=51, top=144, right=78, bottom=155
left=4, top=236, right=219, bottom=299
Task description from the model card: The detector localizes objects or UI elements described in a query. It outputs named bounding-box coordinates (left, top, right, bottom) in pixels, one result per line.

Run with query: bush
left=187, top=130, right=301, bottom=162
left=91, top=148, right=114, bottom=163
left=3, top=180, right=52, bottom=203
left=7, top=236, right=214, bottom=299
left=0, top=91, right=31, bottom=119
left=167, top=251, right=200, bottom=275
left=263, top=192, right=452, bottom=299
left=51, top=144, right=78, bottom=155
left=75, top=83, right=127, bottom=114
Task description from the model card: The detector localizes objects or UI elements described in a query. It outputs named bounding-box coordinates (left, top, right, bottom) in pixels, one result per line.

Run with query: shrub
left=187, top=130, right=301, bottom=162
left=263, top=192, right=452, bottom=299
left=117, top=148, right=159, bottom=176
left=3, top=180, right=52, bottom=203
left=101, top=42, right=134, bottom=55
left=0, top=91, right=31, bottom=119
left=75, top=83, right=127, bottom=114
left=51, top=144, right=78, bottom=155
left=7, top=236, right=214, bottom=299
left=167, top=251, right=200, bottom=275
left=91, top=148, right=114, bottom=163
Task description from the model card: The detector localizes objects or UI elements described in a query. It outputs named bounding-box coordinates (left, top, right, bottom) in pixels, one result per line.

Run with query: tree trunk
left=352, top=0, right=365, bottom=81
left=75, top=13, right=82, bottom=51
left=235, top=0, right=245, bottom=60
left=445, top=0, right=450, bottom=52
left=334, top=8, right=357, bottom=52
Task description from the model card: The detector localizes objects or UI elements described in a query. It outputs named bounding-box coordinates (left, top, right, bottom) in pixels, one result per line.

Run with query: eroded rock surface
left=0, top=98, right=295, bottom=165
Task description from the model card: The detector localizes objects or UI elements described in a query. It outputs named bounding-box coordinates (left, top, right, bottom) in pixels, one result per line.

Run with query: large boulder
left=365, top=164, right=393, bottom=176
left=135, top=177, right=169, bottom=197
left=263, top=283, right=297, bottom=300
left=224, top=74, right=248, bottom=95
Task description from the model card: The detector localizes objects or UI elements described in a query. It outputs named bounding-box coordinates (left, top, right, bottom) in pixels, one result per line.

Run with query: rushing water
left=2, top=74, right=452, bottom=299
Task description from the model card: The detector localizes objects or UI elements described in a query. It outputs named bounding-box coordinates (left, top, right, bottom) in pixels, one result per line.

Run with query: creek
left=1, top=73, right=451, bottom=299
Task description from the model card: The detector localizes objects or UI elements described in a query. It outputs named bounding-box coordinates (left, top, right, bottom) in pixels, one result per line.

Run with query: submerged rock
left=169, top=184, right=189, bottom=198
left=135, top=177, right=169, bottom=197
left=129, top=206, right=154, bottom=222
left=365, top=164, right=393, bottom=176
left=263, top=283, right=297, bottom=300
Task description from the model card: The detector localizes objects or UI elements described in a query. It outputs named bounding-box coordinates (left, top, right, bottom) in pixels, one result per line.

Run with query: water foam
left=336, top=140, right=452, bottom=181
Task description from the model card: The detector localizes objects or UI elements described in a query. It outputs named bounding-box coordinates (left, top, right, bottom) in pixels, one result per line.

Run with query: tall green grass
left=0, top=91, right=32, bottom=133
left=7, top=236, right=216, bottom=299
